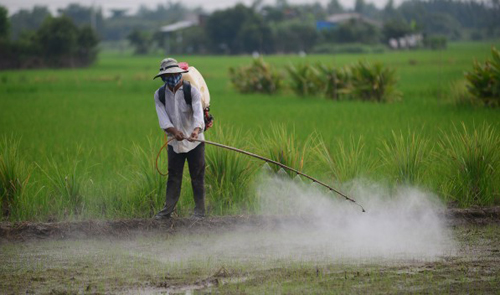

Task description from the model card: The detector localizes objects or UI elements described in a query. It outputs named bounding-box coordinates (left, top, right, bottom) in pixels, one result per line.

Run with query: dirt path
left=1, top=207, right=499, bottom=241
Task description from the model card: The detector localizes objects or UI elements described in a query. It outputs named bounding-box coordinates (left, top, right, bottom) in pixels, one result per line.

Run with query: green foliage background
left=1, top=42, right=499, bottom=221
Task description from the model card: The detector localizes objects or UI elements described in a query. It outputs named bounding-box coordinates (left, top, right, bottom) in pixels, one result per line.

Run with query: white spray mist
left=124, top=171, right=456, bottom=267
left=255, top=171, right=457, bottom=262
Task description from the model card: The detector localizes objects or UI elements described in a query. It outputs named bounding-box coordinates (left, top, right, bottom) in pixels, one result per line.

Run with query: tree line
left=2, top=0, right=499, bottom=59
left=0, top=6, right=99, bottom=69
left=129, top=0, right=500, bottom=55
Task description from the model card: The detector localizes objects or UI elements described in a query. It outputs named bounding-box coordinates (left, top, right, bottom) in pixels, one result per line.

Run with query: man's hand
left=188, top=128, right=201, bottom=142
left=166, top=127, right=185, bottom=141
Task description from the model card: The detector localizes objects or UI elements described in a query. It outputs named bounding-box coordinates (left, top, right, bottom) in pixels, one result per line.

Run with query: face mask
left=162, top=74, right=182, bottom=88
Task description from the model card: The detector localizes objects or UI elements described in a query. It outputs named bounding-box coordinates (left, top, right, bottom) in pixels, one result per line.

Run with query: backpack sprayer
left=155, top=62, right=366, bottom=213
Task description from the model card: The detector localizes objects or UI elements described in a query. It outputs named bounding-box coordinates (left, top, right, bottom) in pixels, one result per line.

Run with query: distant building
left=159, top=20, right=198, bottom=34
left=388, top=34, right=423, bottom=49
left=110, top=9, right=128, bottom=18
left=316, top=13, right=381, bottom=31
left=159, top=14, right=207, bottom=54
left=159, top=14, right=208, bottom=33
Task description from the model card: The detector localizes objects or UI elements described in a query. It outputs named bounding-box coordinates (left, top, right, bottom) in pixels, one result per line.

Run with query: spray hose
left=155, top=137, right=175, bottom=176
left=155, top=137, right=366, bottom=212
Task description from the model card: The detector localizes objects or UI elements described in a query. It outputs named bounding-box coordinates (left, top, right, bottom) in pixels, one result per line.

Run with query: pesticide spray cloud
left=254, top=171, right=456, bottom=262
left=124, top=169, right=456, bottom=267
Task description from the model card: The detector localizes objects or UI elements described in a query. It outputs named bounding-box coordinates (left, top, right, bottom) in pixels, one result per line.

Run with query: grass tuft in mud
left=124, top=137, right=166, bottom=218
left=260, top=124, right=315, bottom=178
left=0, top=136, right=31, bottom=218
left=36, top=147, right=89, bottom=218
left=439, top=123, right=500, bottom=206
left=205, top=125, right=257, bottom=215
left=381, top=130, right=432, bottom=185
left=316, top=135, right=375, bottom=184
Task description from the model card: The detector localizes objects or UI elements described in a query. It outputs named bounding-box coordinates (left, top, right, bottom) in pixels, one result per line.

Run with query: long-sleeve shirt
left=154, top=82, right=205, bottom=153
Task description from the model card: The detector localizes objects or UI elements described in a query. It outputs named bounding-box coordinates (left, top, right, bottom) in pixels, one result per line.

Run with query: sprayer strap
left=158, top=81, right=192, bottom=107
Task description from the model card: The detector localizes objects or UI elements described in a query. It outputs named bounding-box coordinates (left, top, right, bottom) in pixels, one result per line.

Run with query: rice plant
left=205, top=125, right=257, bottom=215
left=439, top=123, right=500, bottom=206
left=350, top=61, right=401, bottom=102
left=36, top=152, right=88, bottom=216
left=0, top=136, right=32, bottom=218
left=286, top=63, right=323, bottom=97
left=125, top=137, right=166, bottom=217
left=260, top=124, right=315, bottom=178
left=448, top=80, right=480, bottom=107
left=464, top=46, right=500, bottom=107
left=228, top=58, right=283, bottom=94
left=380, top=130, right=432, bottom=185
left=316, top=136, right=375, bottom=183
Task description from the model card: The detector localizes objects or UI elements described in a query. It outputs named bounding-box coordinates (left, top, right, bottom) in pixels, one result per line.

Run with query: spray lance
left=156, top=137, right=366, bottom=213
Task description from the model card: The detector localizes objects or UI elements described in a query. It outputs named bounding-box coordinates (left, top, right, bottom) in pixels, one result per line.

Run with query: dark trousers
left=156, top=143, right=206, bottom=217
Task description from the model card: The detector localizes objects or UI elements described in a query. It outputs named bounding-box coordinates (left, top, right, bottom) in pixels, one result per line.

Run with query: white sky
left=3, top=0, right=402, bottom=16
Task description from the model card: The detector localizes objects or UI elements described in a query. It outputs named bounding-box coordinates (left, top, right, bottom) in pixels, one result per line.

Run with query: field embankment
left=0, top=207, right=499, bottom=241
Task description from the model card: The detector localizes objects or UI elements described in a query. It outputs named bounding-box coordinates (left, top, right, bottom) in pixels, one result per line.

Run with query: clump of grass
left=0, top=136, right=32, bottom=218
left=350, top=61, right=401, bottom=102
left=205, top=125, right=257, bottom=215
left=380, top=130, right=432, bottom=185
left=36, top=160, right=84, bottom=215
left=316, top=136, right=375, bottom=183
left=439, top=123, right=500, bottom=206
left=448, top=80, right=480, bottom=107
left=228, top=58, right=283, bottom=94
left=260, top=124, right=315, bottom=178
left=125, top=137, right=166, bottom=217
left=36, top=149, right=88, bottom=217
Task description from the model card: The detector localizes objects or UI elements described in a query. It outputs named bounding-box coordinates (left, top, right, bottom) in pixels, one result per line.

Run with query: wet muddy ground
left=0, top=209, right=499, bottom=294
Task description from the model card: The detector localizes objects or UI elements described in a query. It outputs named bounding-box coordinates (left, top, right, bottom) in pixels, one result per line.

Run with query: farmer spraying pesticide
left=152, top=58, right=213, bottom=220
left=152, top=59, right=364, bottom=216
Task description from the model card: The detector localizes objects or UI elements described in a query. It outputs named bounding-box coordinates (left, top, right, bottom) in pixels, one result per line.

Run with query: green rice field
left=1, top=41, right=500, bottom=221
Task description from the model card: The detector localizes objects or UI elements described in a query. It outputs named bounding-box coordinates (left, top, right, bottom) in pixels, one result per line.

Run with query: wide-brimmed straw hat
left=153, top=58, right=188, bottom=79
